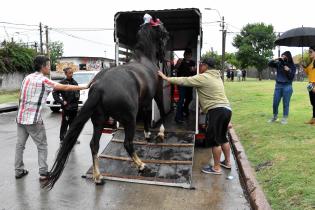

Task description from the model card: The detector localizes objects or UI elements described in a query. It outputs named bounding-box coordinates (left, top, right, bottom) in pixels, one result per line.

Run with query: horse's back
left=95, top=62, right=157, bottom=100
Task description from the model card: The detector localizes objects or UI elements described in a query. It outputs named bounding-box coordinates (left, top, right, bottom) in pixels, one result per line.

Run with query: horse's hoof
left=139, top=166, right=152, bottom=175
left=95, top=179, right=105, bottom=185
left=145, top=136, right=153, bottom=142
left=155, top=135, right=164, bottom=143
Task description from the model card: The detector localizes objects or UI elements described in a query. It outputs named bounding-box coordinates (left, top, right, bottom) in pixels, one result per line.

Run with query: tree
left=225, top=52, right=241, bottom=69
left=0, top=41, right=36, bottom=73
left=202, top=51, right=240, bottom=70
left=294, top=50, right=311, bottom=65
left=233, top=23, right=276, bottom=80
left=49, top=41, right=64, bottom=71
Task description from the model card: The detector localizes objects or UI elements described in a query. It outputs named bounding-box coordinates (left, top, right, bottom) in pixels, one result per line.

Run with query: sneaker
left=175, top=119, right=184, bottom=124
left=281, top=118, right=288, bottom=125
left=201, top=165, right=222, bottom=175
left=268, top=117, right=278, bottom=123
left=15, top=169, right=29, bottom=179
left=220, top=160, right=232, bottom=169
left=39, top=172, right=50, bottom=181
left=305, top=118, right=315, bottom=124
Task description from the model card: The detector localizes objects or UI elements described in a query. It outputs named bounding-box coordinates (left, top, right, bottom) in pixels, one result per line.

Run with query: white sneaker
left=281, top=118, right=288, bottom=124
left=268, top=117, right=277, bottom=123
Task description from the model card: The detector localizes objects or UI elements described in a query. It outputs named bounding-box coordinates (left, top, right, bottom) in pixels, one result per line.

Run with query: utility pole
left=44, top=25, right=51, bottom=78
left=45, top=25, right=49, bottom=58
left=221, top=16, right=226, bottom=81
left=39, top=22, right=43, bottom=54
left=34, top=42, right=38, bottom=53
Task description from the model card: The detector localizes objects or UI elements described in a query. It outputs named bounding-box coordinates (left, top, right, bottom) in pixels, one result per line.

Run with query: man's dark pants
left=60, top=109, right=77, bottom=142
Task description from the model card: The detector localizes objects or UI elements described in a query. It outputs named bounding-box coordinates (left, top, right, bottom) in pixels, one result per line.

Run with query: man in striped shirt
left=15, top=55, right=88, bottom=181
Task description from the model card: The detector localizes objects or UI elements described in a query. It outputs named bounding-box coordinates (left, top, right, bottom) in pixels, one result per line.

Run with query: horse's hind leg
left=154, top=86, right=166, bottom=143
left=123, top=119, right=146, bottom=171
left=90, top=111, right=106, bottom=185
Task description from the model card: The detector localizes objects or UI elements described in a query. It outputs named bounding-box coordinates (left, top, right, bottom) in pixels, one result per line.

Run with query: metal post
left=277, top=32, right=281, bottom=58
left=115, top=39, right=119, bottom=66
left=195, top=35, right=201, bottom=134
left=34, top=42, right=38, bottom=52
left=221, top=16, right=226, bottom=81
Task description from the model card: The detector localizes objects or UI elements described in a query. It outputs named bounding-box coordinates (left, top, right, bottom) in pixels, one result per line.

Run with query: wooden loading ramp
left=86, top=128, right=195, bottom=188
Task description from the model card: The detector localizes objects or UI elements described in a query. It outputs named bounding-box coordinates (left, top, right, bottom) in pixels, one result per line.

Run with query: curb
left=0, top=104, right=18, bottom=113
left=228, top=128, right=272, bottom=210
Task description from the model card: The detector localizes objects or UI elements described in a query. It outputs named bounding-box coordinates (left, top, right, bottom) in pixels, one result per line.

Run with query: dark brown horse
left=43, top=18, right=169, bottom=189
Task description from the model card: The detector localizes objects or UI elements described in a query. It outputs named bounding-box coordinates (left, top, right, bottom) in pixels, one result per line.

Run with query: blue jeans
left=273, top=83, right=293, bottom=117
left=175, top=86, right=186, bottom=121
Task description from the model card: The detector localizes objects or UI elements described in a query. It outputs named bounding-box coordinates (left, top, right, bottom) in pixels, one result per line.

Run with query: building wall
left=0, top=72, right=26, bottom=91
left=56, top=57, right=113, bottom=73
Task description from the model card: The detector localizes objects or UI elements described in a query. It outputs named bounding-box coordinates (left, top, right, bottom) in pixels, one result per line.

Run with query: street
left=0, top=107, right=249, bottom=210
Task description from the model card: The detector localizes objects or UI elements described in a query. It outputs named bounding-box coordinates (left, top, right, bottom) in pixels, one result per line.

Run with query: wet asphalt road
left=0, top=107, right=250, bottom=210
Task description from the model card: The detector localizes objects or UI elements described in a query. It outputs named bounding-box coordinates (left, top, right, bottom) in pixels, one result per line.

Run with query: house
left=56, top=56, right=115, bottom=73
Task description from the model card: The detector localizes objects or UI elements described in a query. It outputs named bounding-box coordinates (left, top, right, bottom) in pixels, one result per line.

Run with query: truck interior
left=114, top=8, right=203, bottom=134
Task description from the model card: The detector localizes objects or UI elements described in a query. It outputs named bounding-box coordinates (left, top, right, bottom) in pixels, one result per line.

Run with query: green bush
left=0, top=41, right=37, bottom=73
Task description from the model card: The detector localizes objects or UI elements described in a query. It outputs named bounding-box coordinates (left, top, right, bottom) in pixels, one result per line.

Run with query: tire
left=50, top=107, right=60, bottom=112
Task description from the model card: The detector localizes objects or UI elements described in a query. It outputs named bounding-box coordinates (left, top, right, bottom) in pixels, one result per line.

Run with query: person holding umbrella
left=268, top=51, right=296, bottom=124
left=303, top=46, right=315, bottom=124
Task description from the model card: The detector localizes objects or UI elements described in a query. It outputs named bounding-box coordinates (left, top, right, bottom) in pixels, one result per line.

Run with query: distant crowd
left=226, top=69, right=247, bottom=81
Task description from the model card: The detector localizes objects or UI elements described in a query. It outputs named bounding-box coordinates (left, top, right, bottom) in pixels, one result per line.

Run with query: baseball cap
left=201, top=58, right=215, bottom=68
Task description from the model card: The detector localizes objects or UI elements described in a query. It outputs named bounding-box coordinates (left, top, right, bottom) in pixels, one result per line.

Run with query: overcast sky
left=0, top=0, right=313, bottom=59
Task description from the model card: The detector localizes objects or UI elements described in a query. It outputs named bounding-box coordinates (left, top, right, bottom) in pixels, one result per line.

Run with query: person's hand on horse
left=158, top=71, right=168, bottom=81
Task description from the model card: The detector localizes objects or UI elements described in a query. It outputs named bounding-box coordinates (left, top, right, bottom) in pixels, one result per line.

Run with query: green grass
left=0, top=90, right=19, bottom=104
left=225, top=80, right=315, bottom=210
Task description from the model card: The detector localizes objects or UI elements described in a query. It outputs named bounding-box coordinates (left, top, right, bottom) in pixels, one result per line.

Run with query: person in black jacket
left=268, top=51, right=296, bottom=124
left=174, top=48, right=196, bottom=123
left=53, top=67, right=80, bottom=144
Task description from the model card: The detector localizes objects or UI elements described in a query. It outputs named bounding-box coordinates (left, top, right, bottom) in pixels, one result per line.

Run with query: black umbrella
left=275, top=27, right=315, bottom=47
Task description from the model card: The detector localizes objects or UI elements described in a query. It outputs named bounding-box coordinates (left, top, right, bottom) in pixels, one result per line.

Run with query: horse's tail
left=42, top=88, right=100, bottom=190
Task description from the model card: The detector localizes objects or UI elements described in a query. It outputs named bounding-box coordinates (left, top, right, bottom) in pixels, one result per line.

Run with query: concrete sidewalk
left=0, top=102, right=18, bottom=113
left=0, top=108, right=250, bottom=210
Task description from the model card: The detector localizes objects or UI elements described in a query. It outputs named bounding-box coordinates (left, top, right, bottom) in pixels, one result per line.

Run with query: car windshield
left=73, top=73, right=95, bottom=84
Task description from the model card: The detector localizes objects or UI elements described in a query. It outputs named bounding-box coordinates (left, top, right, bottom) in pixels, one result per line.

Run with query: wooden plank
left=111, top=139, right=194, bottom=147
left=84, top=173, right=191, bottom=188
left=99, top=154, right=192, bottom=165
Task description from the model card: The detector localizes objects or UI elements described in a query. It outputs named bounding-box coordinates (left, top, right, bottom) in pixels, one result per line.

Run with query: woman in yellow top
left=304, top=46, right=315, bottom=124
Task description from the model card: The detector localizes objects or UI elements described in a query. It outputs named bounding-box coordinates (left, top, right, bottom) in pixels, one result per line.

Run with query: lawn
left=0, top=90, right=19, bottom=104
left=225, top=79, right=315, bottom=210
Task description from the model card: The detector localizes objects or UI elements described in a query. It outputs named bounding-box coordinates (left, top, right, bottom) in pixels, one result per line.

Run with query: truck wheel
left=50, top=107, right=60, bottom=112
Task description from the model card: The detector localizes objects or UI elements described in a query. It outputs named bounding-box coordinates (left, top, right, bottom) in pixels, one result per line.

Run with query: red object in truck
left=173, top=85, right=180, bottom=102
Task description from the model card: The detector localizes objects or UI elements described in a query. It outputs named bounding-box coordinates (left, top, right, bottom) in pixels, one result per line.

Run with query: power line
left=225, top=22, right=241, bottom=31
left=51, top=27, right=114, bottom=31
left=202, top=21, right=221, bottom=25
left=51, top=28, right=114, bottom=47
left=0, top=21, right=38, bottom=27
left=0, top=25, right=38, bottom=31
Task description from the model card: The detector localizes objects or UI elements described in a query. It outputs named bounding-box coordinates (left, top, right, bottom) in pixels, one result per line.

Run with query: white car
left=46, top=70, right=99, bottom=112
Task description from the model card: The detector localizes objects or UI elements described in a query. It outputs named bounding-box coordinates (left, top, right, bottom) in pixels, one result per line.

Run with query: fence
left=245, top=66, right=305, bottom=81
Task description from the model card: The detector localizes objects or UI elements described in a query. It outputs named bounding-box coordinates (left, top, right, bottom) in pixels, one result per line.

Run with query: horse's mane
left=134, top=23, right=168, bottom=63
